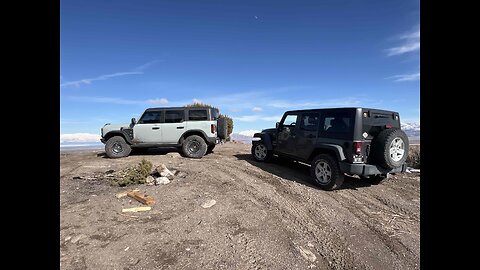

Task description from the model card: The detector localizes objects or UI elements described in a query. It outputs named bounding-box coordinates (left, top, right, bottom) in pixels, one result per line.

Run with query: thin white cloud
left=61, top=60, right=159, bottom=88
left=146, top=98, right=169, bottom=105
left=386, top=26, right=420, bottom=56
left=234, top=115, right=282, bottom=122
left=134, top=60, right=161, bottom=71
left=66, top=96, right=170, bottom=105
left=387, top=72, right=420, bottom=82
left=60, top=133, right=101, bottom=143
left=60, top=71, right=143, bottom=88
left=252, top=107, right=263, bottom=112
left=238, top=130, right=260, bottom=137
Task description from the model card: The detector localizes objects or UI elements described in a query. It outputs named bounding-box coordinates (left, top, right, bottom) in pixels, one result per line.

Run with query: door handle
left=152, top=127, right=160, bottom=130
left=176, top=126, right=184, bottom=129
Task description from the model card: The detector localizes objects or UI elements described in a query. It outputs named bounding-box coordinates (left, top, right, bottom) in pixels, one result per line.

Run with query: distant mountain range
left=232, top=122, right=420, bottom=144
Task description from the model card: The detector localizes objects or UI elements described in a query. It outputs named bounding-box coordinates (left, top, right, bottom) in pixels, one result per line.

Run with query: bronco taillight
left=211, top=124, right=216, bottom=133
left=353, top=141, right=363, bottom=154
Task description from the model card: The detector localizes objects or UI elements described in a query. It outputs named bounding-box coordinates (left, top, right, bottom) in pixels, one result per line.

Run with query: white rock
left=155, top=177, right=170, bottom=185
left=146, top=175, right=155, bottom=184
left=297, top=246, right=316, bottom=262
left=71, top=234, right=86, bottom=244
left=201, top=199, right=216, bottom=208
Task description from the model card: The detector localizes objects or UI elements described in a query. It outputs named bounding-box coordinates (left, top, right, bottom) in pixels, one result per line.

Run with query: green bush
left=111, top=159, right=152, bottom=186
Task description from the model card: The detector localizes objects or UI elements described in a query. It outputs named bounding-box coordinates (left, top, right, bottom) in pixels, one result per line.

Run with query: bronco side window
left=188, top=109, right=208, bottom=121
left=165, top=110, right=185, bottom=123
left=138, top=111, right=162, bottom=124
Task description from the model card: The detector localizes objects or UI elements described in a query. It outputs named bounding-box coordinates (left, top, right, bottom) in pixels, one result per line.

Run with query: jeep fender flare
left=104, top=131, right=133, bottom=144
left=312, top=144, right=346, bottom=161
left=253, top=133, right=273, bottom=150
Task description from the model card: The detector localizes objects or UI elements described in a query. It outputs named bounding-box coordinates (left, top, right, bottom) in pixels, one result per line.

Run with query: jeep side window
left=138, top=111, right=162, bottom=124
left=300, top=113, right=320, bottom=131
left=282, top=114, right=298, bottom=127
left=323, top=116, right=350, bottom=133
left=165, top=110, right=184, bottom=123
left=188, top=109, right=208, bottom=121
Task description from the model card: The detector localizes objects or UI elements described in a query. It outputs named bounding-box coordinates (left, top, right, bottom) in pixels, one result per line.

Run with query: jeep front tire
left=182, top=135, right=207, bottom=158
left=251, top=142, right=272, bottom=162
left=105, top=136, right=132, bottom=158
left=310, top=154, right=344, bottom=190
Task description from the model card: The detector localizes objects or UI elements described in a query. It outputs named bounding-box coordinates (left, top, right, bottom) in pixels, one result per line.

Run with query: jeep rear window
left=138, top=111, right=162, bottom=124
left=165, top=110, right=184, bottom=123
left=188, top=109, right=208, bottom=121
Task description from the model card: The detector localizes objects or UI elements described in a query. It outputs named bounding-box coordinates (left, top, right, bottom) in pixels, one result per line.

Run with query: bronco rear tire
left=182, top=135, right=207, bottom=158
left=310, top=154, right=344, bottom=190
left=251, top=142, right=272, bottom=162
left=372, top=128, right=409, bottom=169
left=105, top=136, right=131, bottom=158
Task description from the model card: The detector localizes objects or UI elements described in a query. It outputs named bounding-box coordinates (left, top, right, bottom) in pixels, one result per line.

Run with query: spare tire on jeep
left=217, top=117, right=228, bottom=140
left=372, top=128, right=409, bottom=169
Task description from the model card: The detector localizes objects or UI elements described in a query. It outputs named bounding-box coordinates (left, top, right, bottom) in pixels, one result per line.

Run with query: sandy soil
left=60, top=142, right=420, bottom=270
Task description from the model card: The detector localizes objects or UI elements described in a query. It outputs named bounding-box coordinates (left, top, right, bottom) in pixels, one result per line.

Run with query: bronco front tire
left=105, top=136, right=132, bottom=158
left=310, top=154, right=344, bottom=190
left=182, top=135, right=207, bottom=158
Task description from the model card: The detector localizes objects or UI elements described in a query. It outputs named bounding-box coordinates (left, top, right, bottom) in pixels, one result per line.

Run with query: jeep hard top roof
left=283, top=107, right=399, bottom=115
left=145, top=106, right=217, bottom=112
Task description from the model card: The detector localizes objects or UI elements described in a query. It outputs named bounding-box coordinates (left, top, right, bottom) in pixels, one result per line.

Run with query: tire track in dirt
left=210, top=158, right=356, bottom=270
left=214, top=156, right=419, bottom=269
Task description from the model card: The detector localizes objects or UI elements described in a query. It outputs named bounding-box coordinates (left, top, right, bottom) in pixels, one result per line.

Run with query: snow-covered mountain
left=401, top=122, right=420, bottom=138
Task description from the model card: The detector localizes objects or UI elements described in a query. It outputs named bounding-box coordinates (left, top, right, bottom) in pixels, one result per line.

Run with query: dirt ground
left=60, top=142, right=420, bottom=270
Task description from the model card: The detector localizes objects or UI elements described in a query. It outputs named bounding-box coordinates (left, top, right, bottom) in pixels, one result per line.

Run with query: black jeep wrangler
left=251, top=108, right=409, bottom=190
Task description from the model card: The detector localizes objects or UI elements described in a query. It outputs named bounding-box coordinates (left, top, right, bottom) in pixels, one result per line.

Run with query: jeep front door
left=276, top=113, right=299, bottom=156
left=161, top=110, right=186, bottom=144
left=133, top=110, right=163, bottom=143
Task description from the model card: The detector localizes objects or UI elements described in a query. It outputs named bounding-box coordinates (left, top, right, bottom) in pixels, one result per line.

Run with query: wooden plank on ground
left=121, top=206, right=151, bottom=213
left=115, top=188, right=140, bottom=199
left=127, top=191, right=156, bottom=206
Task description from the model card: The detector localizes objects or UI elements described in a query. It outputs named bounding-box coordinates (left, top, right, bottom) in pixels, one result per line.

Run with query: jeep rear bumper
left=339, top=162, right=407, bottom=176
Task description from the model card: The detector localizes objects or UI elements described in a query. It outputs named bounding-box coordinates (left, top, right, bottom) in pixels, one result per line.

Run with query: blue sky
left=60, top=0, right=419, bottom=140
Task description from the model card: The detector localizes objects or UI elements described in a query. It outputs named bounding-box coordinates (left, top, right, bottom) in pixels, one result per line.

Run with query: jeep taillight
left=353, top=141, right=363, bottom=154
left=211, top=124, right=216, bottom=134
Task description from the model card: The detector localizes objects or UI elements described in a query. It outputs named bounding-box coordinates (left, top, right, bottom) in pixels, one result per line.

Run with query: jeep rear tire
left=310, top=154, right=344, bottom=190
left=182, top=135, right=207, bottom=158
left=251, top=142, right=272, bottom=162
left=372, top=128, right=409, bottom=169
left=105, top=136, right=131, bottom=158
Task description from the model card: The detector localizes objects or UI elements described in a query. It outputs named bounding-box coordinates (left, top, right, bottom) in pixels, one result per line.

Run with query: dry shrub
left=406, top=145, right=420, bottom=169
left=111, top=159, right=153, bottom=186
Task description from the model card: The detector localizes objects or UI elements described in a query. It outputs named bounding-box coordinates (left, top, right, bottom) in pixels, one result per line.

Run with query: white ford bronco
left=100, top=106, right=228, bottom=159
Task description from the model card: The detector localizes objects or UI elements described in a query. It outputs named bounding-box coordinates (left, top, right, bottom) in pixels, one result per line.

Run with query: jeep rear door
left=162, top=110, right=186, bottom=144
left=295, top=112, right=320, bottom=160
left=133, top=110, right=163, bottom=143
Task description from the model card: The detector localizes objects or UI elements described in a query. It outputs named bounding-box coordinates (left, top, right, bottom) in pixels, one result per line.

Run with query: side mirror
left=276, top=122, right=281, bottom=129
left=131, top=118, right=136, bottom=125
